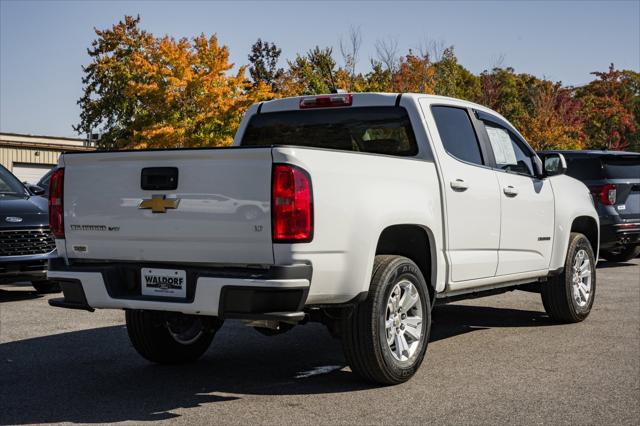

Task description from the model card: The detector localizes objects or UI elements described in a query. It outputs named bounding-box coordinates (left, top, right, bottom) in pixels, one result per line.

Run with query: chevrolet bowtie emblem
left=139, top=195, right=180, bottom=213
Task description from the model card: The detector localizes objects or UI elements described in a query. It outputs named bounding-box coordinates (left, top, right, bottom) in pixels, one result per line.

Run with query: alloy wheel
left=571, top=249, right=592, bottom=308
left=385, top=280, right=424, bottom=362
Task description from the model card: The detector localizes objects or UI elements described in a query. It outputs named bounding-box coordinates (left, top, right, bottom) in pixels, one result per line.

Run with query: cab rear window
left=565, top=157, right=604, bottom=180
left=565, top=156, right=640, bottom=181
left=604, top=158, right=640, bottom=180
left=240, top=107, right=418, bottom=156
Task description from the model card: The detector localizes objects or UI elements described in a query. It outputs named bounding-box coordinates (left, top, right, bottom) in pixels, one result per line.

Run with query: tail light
left=48, top=168, right=65, bottom=238
left=590, top=184, right=617, bottom=205
left=272, top=164, right=313, bottom=242
left=299, top=94, right=352, bottom=109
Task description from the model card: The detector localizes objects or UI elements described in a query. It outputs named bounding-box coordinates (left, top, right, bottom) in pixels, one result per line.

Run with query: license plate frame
left=141, top=268, right=187, bottom=298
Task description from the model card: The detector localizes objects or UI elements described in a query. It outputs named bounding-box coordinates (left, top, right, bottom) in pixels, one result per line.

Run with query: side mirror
left=27, top=184, right=46, bottom=196
left=542, top=153, right=567, bottom=177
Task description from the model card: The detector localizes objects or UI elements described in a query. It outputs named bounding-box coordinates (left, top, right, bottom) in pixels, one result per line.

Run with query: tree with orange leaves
left=576, top=65, right=639, bottom=151
left=520, top=82, right=585, bottom=151
left=393, top=50, right=436, bottom=94
left=75, top=16, right=274, bottom=149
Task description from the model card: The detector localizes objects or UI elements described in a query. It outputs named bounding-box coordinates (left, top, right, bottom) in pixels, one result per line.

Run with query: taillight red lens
left=299, top=94, right=352, bottom=109
left=272, top=164, right=313, bottom=242
left=590, top=184, right=617, bottom=205
left=48, top=168, right=65, bottom=238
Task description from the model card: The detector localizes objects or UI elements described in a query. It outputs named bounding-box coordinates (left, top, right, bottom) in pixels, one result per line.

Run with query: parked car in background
left=539, top=150, right=640, bottom=262
left=0, top=164, right=59, bottom=293
left=36, top=168, right=54, bottom=196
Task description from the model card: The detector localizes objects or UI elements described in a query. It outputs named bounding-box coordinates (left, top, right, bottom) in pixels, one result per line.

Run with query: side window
left=40, top=174, right=51, bottom=188
left=484, top=124, right=534, bottom=176
left=431, top=106, right=484, bottom=165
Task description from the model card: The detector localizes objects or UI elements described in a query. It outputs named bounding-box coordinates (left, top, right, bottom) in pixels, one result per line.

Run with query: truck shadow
left=430, top=304, right=552, bottom=342
left=0, top=288, right=42, bottom=303
left=0, top=304, right=553, bottom=424
left=596, top=260, right=637, bottom=269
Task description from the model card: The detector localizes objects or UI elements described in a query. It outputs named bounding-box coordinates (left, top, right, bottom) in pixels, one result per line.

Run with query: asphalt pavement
left=1, top=259, right=638, bottom=425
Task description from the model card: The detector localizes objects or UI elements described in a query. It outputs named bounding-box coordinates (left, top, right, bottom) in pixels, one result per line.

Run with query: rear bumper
left=46, top=260, right=311, bottom=318
left=600, top=221, right=640, bottom=250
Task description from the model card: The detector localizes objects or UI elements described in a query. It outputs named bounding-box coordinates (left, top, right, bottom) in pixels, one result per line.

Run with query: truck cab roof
left=234, top=92, right=515, bottom=147
left=253, top=92, right=496, bottom=114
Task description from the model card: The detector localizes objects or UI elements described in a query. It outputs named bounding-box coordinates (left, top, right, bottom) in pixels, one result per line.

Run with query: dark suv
left=540, top=150, right=640, bottom=262
left=0, top=164, right=59, bottom=293
left=36, top=168, right=54, bottom=196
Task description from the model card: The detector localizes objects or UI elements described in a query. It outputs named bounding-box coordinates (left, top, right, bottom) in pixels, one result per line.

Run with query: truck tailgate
left=61, top=148, right=274, bottom=265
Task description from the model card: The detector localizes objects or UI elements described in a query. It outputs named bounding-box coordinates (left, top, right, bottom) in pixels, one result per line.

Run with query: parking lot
left=1, top=259, right=638, bottom=425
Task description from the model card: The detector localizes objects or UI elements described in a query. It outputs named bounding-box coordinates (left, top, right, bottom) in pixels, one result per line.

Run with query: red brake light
left=48, top=168, right=65, bottom=238
left=272, top=164, right=313, bottom=242
left=299, top=94, right=352, bottom=109
left=590, top=184, right=617, bottom=205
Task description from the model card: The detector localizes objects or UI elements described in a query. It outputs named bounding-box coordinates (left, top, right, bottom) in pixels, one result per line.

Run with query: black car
left=36, top=168, right=54, bottom=196
left=540, top=150, right=640, bottom=262
left=0, top=164, right=59, bottom=293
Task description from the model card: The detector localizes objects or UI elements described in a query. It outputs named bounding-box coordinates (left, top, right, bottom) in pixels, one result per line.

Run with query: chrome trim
left=0, top=227, right=50, bottom=233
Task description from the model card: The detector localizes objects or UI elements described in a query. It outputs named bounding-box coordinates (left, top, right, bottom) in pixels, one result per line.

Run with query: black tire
left=341, top=255, right=431, bottom=385
left=600, top=245, right=640, bottom=263
left=541, top=232, right=596, bottom=323
left=31, top=280, right=60, bottom=294
left=125, top=310, right=222, bottom=364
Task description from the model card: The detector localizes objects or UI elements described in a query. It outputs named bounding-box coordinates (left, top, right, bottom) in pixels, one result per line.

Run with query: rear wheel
left=31, top=280, right=60, bottom=294
left=341, top=255, right=431, bottom=385
left=125, top=310, right=222, bottom=364
left=541, top=233, right=596, bottom=323
left=600, top=245, right=640, bottom=263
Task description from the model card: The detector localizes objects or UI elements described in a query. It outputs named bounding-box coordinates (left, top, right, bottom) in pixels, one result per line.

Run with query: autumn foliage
left=75, top=16, right=273, bottom=149
left=76, top=16, right=639, bottom=152
left=576, top=66, right=639, bottom=150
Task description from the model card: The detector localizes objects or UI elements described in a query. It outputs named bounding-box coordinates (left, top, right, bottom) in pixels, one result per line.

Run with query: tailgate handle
left=141, top=167, right=178, bottom=190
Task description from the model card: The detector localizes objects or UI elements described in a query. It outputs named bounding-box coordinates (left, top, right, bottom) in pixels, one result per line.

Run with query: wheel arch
left=546, top=175, right=600, bottom=270
left=571, top=216, right=599, bottom=257
left=374, top=224, right=437, bottom=303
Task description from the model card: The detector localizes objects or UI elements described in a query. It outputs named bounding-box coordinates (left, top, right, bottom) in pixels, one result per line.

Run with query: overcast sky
left=1, top=0, right=639, bottom=137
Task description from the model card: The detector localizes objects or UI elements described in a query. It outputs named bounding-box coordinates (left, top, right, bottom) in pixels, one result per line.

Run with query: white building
left=0, top=132, right=95, bottom=183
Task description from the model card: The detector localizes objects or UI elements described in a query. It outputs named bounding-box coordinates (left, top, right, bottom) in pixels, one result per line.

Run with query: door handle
left=503, top=186, right=519, bottom=197
left=450, top=179, right=469, bottom=191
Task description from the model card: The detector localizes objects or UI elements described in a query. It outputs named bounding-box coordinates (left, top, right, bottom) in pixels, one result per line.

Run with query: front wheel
left=541, top=232, right=596, bottom=323
left=341, top=255, right=431, bottom=385
left=125, top=310, right=222, bottom=364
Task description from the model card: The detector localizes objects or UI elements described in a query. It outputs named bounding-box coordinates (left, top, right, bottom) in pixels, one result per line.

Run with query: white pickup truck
left=48, top=93, right=599, bottom=384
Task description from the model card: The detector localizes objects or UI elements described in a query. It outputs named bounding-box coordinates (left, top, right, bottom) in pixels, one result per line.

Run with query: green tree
left=432, top=47, right=480, bottom=101
left=478, top=67, right=532, bottom=129
left=248, top=38, right=284, bottom=91
left=278, top=46, right=342, bottom=95
left=364, top=60, right=393, bottom=92
left=74, top=15, right=152, bottom=147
